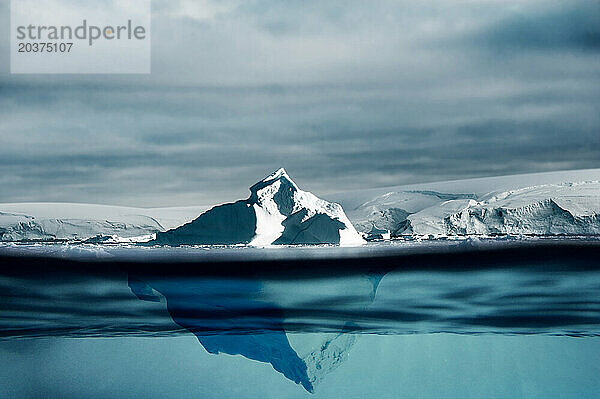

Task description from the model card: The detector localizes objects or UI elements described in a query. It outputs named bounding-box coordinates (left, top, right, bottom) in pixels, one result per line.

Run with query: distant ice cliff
left=346, top=181, right=600, bottom=237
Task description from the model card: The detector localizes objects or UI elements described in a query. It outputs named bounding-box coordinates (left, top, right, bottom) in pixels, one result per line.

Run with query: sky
left=0, top=0, right=598, bottom=207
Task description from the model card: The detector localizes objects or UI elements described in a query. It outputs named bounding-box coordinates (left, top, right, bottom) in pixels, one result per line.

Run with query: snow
left=327, top=168, right=600, bottom=210
left=152, top=168, right=365, bottom=246
left=0, top=203, right=206, bottom=242
left=1, top=169, right=598, bottom=242
left=331, top=169, right=600, bottom=237
left=436, top=182, right=600, bottom=235
left=347, top=191, right=475, bottom=235
left=248, top=204, right=285, bottom=246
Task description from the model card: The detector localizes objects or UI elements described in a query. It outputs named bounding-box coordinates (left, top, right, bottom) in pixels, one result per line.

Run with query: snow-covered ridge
left=439, top=181, right=600, bottom=235
left=0, top=203, right=206, bottom=242
left=343, top=178, right=600, bottom=237
left=151, top=169, right=364, bottom=246
left=1, top=169, right=598, bottom=242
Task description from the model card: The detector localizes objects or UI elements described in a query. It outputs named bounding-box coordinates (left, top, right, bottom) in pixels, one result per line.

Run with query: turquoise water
left=0, top=239, right=599, bottom=398
left=2, top=334, right=599, bottom=398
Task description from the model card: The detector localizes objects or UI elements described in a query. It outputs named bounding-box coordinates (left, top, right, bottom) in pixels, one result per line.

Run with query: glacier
left=0, top=203, right=206, bottom=242
left=335, top=171, right=600, bottom=237
left=150, top=168, right=364, bottom=246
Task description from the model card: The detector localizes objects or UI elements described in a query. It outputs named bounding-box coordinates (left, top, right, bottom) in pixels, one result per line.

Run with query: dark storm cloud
left=476, top=1, right=600, bottom=51
left=0, top=0, right=598, bottom=206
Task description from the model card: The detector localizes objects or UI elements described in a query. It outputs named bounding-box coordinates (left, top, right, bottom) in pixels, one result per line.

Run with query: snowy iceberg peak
left=151, top=169, right=365, bottom=246
left=249, top=168, right=299, bottom=217
left=251, top=168, right=298, bottom=193
left=250, top=168, right=351, bottom=222
left=248, top=168, right=364, bottom=246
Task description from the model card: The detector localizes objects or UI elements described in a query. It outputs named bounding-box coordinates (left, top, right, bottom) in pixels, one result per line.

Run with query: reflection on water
left=1, top=239, right=600, bottom=395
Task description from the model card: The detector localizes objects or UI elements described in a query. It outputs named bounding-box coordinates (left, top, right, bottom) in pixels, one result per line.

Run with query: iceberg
left=128, top=276, right=315, bottom=392
left=129, top=262, right=381, bottom=393
left=151, top=168, right=364, bottom=246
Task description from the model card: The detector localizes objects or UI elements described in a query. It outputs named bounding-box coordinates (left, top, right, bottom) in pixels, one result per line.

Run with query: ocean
left=1, top=238, right=599, bottom=398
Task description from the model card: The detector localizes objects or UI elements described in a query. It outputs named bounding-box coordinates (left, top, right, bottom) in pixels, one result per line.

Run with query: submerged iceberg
left=129, top=265, right=381, bottom=393
left=129, top=276, right=315, bottom=392
left=151, top=168, right=364, bottom=246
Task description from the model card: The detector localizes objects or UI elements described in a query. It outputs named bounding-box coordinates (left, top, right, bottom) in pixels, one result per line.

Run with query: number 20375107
left=18, top=42, right=73, bottom=53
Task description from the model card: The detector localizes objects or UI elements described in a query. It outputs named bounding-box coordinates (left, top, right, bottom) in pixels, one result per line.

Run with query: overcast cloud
left=0, top=0, right=598, bottom=206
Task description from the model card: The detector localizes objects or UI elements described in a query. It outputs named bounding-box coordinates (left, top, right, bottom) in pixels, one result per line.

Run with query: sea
left=1, top=237, right=599, bottom=398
